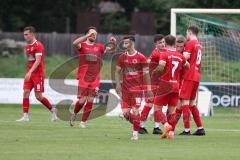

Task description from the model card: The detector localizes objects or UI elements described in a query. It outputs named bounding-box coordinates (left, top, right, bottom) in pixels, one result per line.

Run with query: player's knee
left=145, top=102, right=153, bottom=108
left=88, top=97, right=94, bottom=102
left=154, top=105, right=162, bottom=111
left=78, top=97, right=87, bottom=104
left=190, top=100, right=197, bottom=106
left=132, top=108, right=139, bottom=115
left=35, top=93, right=43, bottom=101
left=181, top=99, right=190, bottom=105
left=168, top=106, right=175, bottom=114
left=123, top=110, right=130, bottom=119
left=23, top=90, right=30, bottom=98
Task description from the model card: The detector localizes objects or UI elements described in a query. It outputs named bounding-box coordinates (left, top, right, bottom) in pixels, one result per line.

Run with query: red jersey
left=117, top=51, right=148, bottom=90
left=77, top=42, right=106, bottom=82
left=159, top=49, right=187, bottom=92
left=149, top=48, right=165, bottom=82
left=25, top=40, right=45, bottom=77
left=182, top=39, right=203, bottom=82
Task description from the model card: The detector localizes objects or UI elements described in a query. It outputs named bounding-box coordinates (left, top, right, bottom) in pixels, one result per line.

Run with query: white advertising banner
left=0, top=78, right=78, bottom=105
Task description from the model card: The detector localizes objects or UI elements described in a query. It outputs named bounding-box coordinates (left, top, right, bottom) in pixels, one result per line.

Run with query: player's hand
left=25, top=72, right=32, bottom=81
left=146, top=90, right=154, bottom=99
left=151, top=67, right=161, bottom=77
left=108, top=37, right=117, bottom=44
left=87, top=29, right=97, bottom=37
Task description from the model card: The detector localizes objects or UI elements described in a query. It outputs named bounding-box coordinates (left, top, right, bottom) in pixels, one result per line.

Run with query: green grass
left=0, top=104, right=240, bottom=160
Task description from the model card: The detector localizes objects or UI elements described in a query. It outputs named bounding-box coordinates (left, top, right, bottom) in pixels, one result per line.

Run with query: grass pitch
left=0, top=104, right=240, bottom=160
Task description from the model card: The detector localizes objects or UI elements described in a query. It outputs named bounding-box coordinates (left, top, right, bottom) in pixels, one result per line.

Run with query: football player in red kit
left=171, top=35, right=187, bottom=130
left=70, top=26, right=116, bottom=128
left=179, top=26, right=205, bottom=136
left=139, top=34, right=166, bottom=135
left=16, top=26, right=57, bottom=122
left=152, top=35, right=189, bottom=139
left=115, top=35, right=152, bottom=140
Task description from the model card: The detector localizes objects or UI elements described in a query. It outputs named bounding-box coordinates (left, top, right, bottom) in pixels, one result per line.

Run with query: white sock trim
left=184, top=128, right=190, bottom=132
left=153, top=122, right=160, bottom=128
left=140, top=121, right=146, bottom=128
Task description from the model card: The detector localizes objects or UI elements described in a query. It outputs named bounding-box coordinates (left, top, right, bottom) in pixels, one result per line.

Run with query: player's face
left=176, top=42, right=184, bottom=53
left=87, top=29, right=97, bottom=42
left=23, top=30, right=34, bottom=44
left=122, top=39, right=132, bottom=50
left=155, top=39, right=165, bottom=50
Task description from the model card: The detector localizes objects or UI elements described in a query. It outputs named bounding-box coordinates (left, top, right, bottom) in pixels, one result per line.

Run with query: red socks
left=159, top=110, right=167, bottom=125
left=124, top=111, right=140, bottom=131
left=23, top=98, right=29, bottom=113
left=140, top=105, right=151, bottom=122
left=40, top=97, right=53, bottom=110
left=175, top=108, right=182, bottom=124
left=182, top=105, right=190, bottom=129
left=23, top=97, right=52, bottom=113
left=132, top=114, right=140, bottom=131
left=190, top=105, right=203, bottom=128
left=82, top=101, right=93, bottom=122
left=154, top=110, right=161, bottom=123
left=74, top=101, right=84, bottom=114
left=167, top=113, right=177, bottom=131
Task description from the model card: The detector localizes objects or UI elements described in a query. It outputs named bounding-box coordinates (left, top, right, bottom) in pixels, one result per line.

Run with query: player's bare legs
left=16, top=90, right=31, bottom=122
left=70, top=96, right=87, bottom=127
left=35, top=92, right=57, bottom=122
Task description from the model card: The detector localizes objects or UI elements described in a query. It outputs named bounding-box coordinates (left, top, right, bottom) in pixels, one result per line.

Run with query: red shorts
left=121, top=88, right=142, bottom=109
left=77, top=78, right=99, bottom=98
left=23, top=75, right=44, bottom=92
left=179, top=80, right=199, bottom=100
left=154, top=92, right=179, bottom=106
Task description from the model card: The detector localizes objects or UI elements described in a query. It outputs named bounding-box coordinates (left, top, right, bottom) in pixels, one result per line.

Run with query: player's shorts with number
left=77, top=78, right=99, bottom=98
left=121, top=90, right=142, bottom=109
left=23, top=75, right=44, bottom=92
left=154, top=92, right=179, bottom=106
left=179, top=80, right=199, bottom=100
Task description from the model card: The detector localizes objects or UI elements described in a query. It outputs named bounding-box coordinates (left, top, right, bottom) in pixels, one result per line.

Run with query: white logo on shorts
left=37, top=84, right=40, bottom=91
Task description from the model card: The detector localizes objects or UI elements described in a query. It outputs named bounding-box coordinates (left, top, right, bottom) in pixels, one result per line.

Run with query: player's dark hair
left=154, top=34, right=164, bottom=43
left=164, top=35, right=176, bottom=46
left=84, top=26, right=97, bottom=34
left=123, top=35, right=135, bottom=42
left=188, top=26, right=199, bottom=35
left=23, top=26, right=36, bottom=33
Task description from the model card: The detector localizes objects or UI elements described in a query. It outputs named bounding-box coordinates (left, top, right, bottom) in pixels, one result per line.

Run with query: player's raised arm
left=73, top=28, right=97, bottom=49
left=104, top=37, right=117, bottom=54
left=152, top=60, right=166, bottom=77
left=183, top=51, right=190, bottom=60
